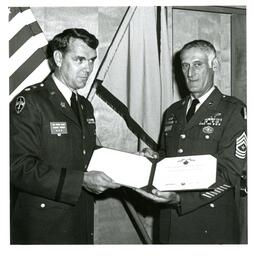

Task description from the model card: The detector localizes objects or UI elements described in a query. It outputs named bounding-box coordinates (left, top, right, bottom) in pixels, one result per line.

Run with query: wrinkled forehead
left=180, top=47, right=209, bottom=63
left=66, top=37, right=97, bottom=58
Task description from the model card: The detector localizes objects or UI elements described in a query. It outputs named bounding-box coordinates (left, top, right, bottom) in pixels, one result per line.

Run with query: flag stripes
left=8, top=7, right=29, bottom=21
left=9, top=33, right=47, bottom=75
left=9, top=21, right=43, bottom=57
left=9, top=45, right=48, bottom=94
left=9, top=7, right=50, bottom=97
left=9, top=8, right=35, bottom=39
left=10, top=60, right=50, bottom=102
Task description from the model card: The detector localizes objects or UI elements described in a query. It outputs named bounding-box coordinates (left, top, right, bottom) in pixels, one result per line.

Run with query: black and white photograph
left=2, top=0, right=252, bottom=254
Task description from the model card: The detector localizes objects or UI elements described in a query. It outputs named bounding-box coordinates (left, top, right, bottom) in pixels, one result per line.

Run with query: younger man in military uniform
left=10, top=28, right=120, bottom=244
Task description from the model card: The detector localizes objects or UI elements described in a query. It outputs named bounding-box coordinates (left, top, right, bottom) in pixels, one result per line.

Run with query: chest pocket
left=84, top=117, right=96, bottom=136
left=197, top=125, right=224, bottom=141
left=163, top=120, right=181, bottom=156
left=42, top=122, right=73, bottom=164
left=187, top=125, right=224, bottom=154
left=79, top=100, right=96, bottom=138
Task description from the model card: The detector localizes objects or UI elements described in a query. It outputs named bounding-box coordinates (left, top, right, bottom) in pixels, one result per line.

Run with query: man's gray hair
left=180, top=39, right=217, bottom=66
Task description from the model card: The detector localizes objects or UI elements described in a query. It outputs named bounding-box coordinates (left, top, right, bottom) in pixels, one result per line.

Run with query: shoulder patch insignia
left=15, top=96, right=26, bottom=114
left=236, top=132, right=247, bottom=159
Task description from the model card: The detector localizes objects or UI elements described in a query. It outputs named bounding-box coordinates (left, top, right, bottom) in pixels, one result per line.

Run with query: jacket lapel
left=173, top=97, right=189, bottom=128
left=44, top=75, right=81, bottom=127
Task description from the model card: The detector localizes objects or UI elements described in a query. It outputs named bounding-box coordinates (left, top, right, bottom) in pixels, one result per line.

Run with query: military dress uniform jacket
left=157, top=87, right=247, bottom=244
left=10, top=75, right=96, bottom=244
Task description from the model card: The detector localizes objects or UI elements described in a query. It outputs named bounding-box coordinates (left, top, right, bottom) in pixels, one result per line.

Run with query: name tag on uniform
left=50, top=122, right=68, bottom=135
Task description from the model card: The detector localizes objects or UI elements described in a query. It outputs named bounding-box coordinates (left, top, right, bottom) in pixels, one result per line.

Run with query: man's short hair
left=47, top=28, right=99, bottom=69
left=180, top=39, right=217, bottom=66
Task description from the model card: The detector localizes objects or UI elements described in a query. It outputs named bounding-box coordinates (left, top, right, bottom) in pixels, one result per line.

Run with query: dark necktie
left=186, top=98, right=199, bottom=122
left=71, top=91, right=81, bottom=123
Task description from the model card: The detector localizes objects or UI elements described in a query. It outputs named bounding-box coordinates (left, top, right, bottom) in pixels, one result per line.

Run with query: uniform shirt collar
left=187, top=86, right=215, bottom=113
left=52, top=73, right=74, bottom=106
left=192, top=86, right=215, bottom=105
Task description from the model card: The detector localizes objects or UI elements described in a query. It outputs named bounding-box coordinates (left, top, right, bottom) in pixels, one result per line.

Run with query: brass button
left=40, top=203, right=46, bottom=208
left=83, top=149, right=86, bottom=155
left=180, top=134, right=186, bottom=139
left=205, top=135, right=210, bottom=139
left=178, top=148, right=183, bottom=154
left=210, top=203, right=215, bottom=208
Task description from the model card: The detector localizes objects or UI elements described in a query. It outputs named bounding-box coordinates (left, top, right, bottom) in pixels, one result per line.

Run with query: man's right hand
left=139, top=148, right=159, bottom=159
left=134, top=188, right=180, bottom=204
left=83, top=171, right=121, bottom=194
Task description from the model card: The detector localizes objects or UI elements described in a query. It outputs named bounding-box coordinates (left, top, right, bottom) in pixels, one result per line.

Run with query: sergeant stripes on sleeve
left=202, top=184, right=231, bottom=199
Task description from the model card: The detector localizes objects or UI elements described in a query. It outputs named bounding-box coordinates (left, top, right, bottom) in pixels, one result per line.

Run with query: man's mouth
left=79, top=76, right=88, bottom=80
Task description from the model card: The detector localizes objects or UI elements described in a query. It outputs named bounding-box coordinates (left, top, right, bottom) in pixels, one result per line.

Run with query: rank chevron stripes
left=236, top=132, right=247, bottom=159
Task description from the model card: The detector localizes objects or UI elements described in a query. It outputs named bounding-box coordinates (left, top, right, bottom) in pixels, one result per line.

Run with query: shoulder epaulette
left=221, top=94, right=245, bottom=106
left=23, top=82, right=44, bottom=92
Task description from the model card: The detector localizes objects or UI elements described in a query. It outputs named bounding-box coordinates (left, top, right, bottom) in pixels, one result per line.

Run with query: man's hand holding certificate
left=87, top=147, right=217, bottom=192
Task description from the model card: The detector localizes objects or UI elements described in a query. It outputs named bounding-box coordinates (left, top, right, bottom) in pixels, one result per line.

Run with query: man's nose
left=187, top=66, right=195, bottom=77
left=82, top=60, right=92, bottom=72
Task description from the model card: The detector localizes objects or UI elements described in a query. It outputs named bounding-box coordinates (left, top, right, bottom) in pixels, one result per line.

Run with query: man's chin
left=187, top=86, right=199, bottom=92
left=76, top=82, right=87, bottom=89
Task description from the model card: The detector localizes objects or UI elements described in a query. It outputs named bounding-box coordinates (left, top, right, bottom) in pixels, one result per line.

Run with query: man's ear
left=53, top=50, right=63, bottom=67
left=212, top=57, right=219, bottom=71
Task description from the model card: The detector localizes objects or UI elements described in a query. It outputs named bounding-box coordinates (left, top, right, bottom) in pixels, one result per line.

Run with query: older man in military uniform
left=136, top=40, right=247, bottom=244
left=10, top=28, right=120, bottom=244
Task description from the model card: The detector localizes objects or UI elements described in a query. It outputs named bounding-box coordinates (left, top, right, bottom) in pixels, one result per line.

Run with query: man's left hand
left=133, top=188, right=180, bottom=204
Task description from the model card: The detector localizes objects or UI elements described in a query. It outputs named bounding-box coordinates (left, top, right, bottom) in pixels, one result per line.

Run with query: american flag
left=9, top=7, right=50, bottom=101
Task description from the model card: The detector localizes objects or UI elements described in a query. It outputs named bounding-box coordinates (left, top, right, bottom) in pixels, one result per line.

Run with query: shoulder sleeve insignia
left=235, top=132, right=247, bottom=159
left=15, top=96, right=26, bottom=114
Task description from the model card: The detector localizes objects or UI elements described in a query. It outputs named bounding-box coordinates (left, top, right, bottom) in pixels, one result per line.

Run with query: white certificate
left=87, top=147, right=217, bottom=191
left=87, top=147, right=152, bottom=188
left=153, top=155, right=217, bottom=191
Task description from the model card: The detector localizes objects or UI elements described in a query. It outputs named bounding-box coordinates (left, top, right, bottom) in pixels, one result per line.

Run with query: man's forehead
left=181, top=48, right=208, bottom=62
left=67, top=38, right=96, bottom=55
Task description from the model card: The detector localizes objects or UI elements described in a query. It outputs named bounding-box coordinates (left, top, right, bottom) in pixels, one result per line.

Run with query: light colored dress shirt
left=186, top=86, right=215, bottom=114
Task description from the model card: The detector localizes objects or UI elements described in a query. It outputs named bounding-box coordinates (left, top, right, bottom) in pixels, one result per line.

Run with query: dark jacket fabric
left=10, top=75, right=96, bottom=244
left=157, top=87, right=247, bottom=244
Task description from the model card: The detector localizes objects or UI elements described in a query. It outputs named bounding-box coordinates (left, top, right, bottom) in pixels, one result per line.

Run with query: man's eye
left=76, top=58, right=82, bottom=63
left=194, top=63, right=202, bottom=67
left=182, top=64, right=189, bottom=70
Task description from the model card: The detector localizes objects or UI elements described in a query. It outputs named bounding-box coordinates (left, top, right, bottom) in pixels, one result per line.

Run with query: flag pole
left=121, top=189, right=152, bottom=244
